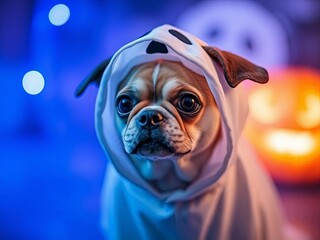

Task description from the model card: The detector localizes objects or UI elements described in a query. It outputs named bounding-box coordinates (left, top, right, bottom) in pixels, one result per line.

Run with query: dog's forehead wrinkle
left=162, top=78, right=202, bottom=100
left=120, top=77, right=151, bottom=97
left=152, top=63, right=161, bottom=86
left=129, top=77, right=149, bottom=90
left=162, top=79, right=183, bottom=97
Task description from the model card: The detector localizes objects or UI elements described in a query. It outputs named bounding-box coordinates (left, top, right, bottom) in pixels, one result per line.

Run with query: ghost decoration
left=176, top=0, right=289, bottom=68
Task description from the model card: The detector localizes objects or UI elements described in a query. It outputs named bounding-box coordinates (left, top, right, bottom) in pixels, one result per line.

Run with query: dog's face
left=115, top=61, right=221, bottom=192
left=76, top=27, right=269, bottom=192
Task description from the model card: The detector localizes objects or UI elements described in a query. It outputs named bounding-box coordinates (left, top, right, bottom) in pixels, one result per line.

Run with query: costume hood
left=75, top=25, right=289, bottom=240
left=80, top=24, right=268, bottom=202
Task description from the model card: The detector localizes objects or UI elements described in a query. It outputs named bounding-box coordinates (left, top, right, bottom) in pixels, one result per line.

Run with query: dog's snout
left=137, top=110, right=164, bottom=129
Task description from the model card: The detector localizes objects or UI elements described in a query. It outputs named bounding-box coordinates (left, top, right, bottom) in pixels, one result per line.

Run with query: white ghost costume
left=95, top=25, right=285, bottom=240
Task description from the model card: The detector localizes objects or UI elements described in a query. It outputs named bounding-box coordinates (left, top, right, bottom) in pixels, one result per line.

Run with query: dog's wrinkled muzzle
left=123, top=108, right=192, bottom=160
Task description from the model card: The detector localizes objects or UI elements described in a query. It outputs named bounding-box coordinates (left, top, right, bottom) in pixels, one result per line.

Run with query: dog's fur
left=115, top=61, right=220, bottom=192
left=76, top=25, right=290, bottom=240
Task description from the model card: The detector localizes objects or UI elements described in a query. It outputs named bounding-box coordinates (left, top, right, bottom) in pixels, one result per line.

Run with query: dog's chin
left=132, top=140, right=175, bottom=159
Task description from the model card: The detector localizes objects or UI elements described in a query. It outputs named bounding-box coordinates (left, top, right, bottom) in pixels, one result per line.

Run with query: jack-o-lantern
left=244, top=67, right=320, bottom=184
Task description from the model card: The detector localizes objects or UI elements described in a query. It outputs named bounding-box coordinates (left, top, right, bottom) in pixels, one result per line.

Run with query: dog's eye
left=117, top=96, right=134, bottom=115
left=177, top=94, right=201, bottom=115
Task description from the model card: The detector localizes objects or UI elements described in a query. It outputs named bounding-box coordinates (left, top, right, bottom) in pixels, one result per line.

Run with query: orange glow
left=265, top=129, right=315, bottom=156
left=297, top=93, right=320, bottom=128
left=245, top=67, right=320, bottom=184
left=249, top=88, right=280, bottom=124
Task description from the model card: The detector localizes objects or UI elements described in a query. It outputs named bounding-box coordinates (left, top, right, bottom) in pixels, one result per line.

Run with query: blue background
left=0, top=0, right=319, bottom=239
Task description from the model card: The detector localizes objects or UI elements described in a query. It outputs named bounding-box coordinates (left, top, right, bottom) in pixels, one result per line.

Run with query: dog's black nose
left=137, top=110, right=164, bottom=129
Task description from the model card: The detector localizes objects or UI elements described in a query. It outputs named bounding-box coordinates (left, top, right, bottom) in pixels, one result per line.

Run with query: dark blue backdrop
left=1, top=0, right=319, bottom=239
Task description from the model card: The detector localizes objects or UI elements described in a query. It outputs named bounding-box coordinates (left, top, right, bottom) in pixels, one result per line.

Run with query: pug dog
left=114, top=60, right=222, bottom=193
left=76, top=25, right=287, bottom=240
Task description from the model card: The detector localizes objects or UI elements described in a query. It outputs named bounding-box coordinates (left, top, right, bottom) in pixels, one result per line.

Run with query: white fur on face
left=152, top=63, right=161, bottom=87
left=116, top=61, right=220, bottom=191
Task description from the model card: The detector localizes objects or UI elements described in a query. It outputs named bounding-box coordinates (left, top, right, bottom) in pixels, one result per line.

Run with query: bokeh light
left=265, top=130, right=315, bottom=156
left=22, top=71, right=45, bottom=95
left=48, top=4, right=70, bottom=26
left=1, top=1, right=319, bottom=239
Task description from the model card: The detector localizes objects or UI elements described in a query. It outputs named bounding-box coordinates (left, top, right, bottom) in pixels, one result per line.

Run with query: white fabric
left=96, top=24, right=285, bottom=240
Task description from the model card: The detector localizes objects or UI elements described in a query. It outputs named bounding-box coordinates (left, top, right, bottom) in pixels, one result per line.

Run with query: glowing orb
left=22, top=71, right=45, bottom=95
left=48, top=4, right=70, bottom=26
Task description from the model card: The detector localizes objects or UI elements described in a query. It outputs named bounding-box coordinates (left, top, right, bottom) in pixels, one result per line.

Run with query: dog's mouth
left=132, top=139, right=175, bottom=158
left=123, top=128, right=193, bottom=160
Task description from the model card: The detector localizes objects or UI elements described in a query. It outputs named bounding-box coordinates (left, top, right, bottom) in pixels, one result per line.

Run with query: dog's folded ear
left=203, top=46, right=269, bottom=88
left=75, top=58, right=112, bottom=97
